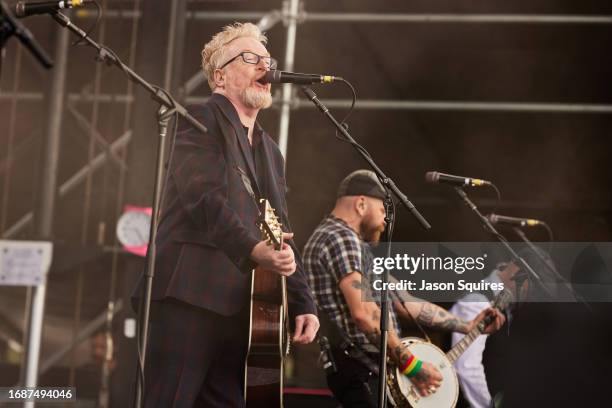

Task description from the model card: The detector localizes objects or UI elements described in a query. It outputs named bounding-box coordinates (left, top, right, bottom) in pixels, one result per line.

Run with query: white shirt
left=450, top=272, right=503, bottom=408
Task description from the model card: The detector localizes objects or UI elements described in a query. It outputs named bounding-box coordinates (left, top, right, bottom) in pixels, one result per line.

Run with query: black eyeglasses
left=219, top=51, right=278, bottom=70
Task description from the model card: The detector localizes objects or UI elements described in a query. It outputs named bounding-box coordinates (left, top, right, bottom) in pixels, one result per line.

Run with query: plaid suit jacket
left=139, top=93, right=315, bottom=317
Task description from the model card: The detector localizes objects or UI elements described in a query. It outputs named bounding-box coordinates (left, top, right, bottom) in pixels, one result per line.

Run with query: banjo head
left=392, top=337, right=459, bottom=408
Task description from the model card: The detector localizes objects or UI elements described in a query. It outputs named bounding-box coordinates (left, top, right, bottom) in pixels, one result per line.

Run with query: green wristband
left=406, top=359, right=423, bottom=378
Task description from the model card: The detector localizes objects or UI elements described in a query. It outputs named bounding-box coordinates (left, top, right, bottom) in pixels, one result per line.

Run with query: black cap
left=337, top=170, right=386, bottom=200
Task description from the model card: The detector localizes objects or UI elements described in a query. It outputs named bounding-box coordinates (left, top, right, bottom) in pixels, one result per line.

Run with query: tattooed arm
left=392, top=288, right=504, bottom=334
left=395, top=300, right=472, bottom=333
left=386, top=275, right=471, bottom=333
left=339, top=272, right=443, bottom=396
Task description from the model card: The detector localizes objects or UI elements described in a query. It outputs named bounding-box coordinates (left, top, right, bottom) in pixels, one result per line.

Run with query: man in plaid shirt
left=304, top=170, right=504, bottom=407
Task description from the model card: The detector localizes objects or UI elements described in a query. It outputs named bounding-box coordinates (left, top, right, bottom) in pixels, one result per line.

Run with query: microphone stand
left=512, top=227, right=590, bottom=308
left=300, top=87, right=430, bottom=231
left=453, top=187, right=555, bottom=300
left=49, top=12, right=208, bottom=408
left=301, top=86, right=431, bottom=408
left=378, top=191, right=395, bottom=408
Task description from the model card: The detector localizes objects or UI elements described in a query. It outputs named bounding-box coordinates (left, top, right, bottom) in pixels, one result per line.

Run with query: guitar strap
left=317, top=307, right=380, bottom=375
left=210, top=103, right=262, bottom=213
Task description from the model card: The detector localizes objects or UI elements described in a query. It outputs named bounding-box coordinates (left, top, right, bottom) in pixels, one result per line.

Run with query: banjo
left=387, top=289, right=513, bottom=408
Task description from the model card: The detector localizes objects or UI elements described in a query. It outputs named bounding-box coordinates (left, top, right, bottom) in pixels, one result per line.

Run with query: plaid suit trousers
left=144, top=298, right=249, bottom=408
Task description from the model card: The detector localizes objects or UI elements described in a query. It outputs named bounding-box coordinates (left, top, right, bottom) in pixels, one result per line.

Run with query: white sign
left=0, top=241, right=53, bottom=286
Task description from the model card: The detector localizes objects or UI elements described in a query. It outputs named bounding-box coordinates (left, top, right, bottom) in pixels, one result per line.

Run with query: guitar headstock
left=476, top=289, right=515, bottom=332
left=258, top=199, right=283, bottom=251
left=492, top=289, right=514, bottom=312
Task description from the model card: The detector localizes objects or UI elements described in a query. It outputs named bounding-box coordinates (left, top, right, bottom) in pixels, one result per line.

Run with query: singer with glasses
left=132, top=22, right=318, bottom=408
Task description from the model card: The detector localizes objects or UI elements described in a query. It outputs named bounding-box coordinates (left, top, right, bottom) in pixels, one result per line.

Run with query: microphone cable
left=331, top=78, right=373, bottom=161
left=489, top=183, right=502, bottom=215
left=71, top=0, right=101, bottom=47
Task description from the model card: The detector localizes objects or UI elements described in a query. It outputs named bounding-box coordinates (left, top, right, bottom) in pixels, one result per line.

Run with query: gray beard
left=241, top=87, right=272, bottom=109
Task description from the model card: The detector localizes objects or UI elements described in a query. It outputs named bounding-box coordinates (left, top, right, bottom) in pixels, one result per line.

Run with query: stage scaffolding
left=1, top=0, right=143, bottom=401
left=1, top=0, right=611, bottom=401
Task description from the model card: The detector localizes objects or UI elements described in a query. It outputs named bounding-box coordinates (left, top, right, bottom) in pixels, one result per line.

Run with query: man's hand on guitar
left=468, top=307, right=505, bottom=334
left=250, top=232, right=296, bottom=276
left=292, top=314, right=320, bottom=344
left=409, top=361, right=443, bottom=397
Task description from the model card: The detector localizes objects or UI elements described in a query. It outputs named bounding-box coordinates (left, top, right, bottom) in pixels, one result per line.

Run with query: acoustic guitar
left=245, top=199, right=291, bottom=407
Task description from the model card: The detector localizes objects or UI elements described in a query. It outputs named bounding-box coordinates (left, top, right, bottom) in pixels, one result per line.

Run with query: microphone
left=0, top=0, right=54, bottom=67
left=258, top=70, right=341, bottom=85
left=13, top=0, right=88, bottom=18
left=487, top=214, right=542, bottom=227
left=425, top=171, right=491, bottom=187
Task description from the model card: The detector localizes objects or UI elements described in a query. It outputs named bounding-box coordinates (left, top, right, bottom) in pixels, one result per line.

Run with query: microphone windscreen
left=14, top=2, right=26, bottom=17
left=424, top=171, right=439, bottom=184
left=258, top=70, right=280, bottom=84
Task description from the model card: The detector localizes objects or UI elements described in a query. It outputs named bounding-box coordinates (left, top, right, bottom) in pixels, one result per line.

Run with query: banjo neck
left=447, top=324, right=484, bottom=364
left=385, top=275, right=513, bottom=365
left=446, top=289, right=513, bottom=365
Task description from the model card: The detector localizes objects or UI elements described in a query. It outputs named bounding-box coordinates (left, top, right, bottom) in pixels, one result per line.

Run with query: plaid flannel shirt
left=303, top=214, right=400, bottom=347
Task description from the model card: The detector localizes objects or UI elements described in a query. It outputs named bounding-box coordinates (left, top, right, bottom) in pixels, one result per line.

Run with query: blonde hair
left=201, top=22, right=268, bottom=91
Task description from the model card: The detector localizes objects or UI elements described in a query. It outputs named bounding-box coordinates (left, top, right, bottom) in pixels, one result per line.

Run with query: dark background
left=1, top=0, right=611, bottom=406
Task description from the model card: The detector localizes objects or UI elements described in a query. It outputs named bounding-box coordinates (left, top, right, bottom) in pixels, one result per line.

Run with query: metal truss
left=78, top=9, right=612, bottom=25
left=12, top=3, right=612, bottom=156
left=38, top=299, right=123, bottom=375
